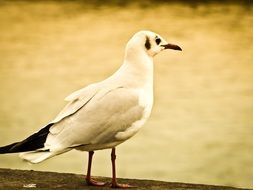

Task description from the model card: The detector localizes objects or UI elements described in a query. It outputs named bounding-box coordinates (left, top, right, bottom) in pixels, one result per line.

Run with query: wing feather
left=51, top=84, right=99, bottom=123
left=45, top=87, right=144, bottom=151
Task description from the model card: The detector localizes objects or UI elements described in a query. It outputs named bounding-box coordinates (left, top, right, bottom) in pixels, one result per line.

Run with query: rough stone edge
left=0, top=168, right=251, bottom=190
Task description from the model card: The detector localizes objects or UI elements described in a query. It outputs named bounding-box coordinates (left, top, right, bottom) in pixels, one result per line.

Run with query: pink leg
left=85, top=151, right=106, bottom=186
left=110, top=148, right=134, bottom=188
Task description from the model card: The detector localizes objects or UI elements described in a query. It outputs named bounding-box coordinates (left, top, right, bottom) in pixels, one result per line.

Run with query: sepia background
left=0, top=0, right=252, bottom=188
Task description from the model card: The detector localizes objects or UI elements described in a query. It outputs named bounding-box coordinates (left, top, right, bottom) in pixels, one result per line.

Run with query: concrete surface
left=0, top=168, right=251, bottom=190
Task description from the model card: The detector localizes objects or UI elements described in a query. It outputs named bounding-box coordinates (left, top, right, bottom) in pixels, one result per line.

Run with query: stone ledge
left=0, top=168, right=251, bottom=190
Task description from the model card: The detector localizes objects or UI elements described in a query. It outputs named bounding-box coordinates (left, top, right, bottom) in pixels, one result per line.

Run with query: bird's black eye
left=155, top=37, right=161, bottom=45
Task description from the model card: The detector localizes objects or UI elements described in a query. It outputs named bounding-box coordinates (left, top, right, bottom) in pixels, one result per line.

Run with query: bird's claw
left=86, top=177, right=107, bottom=186
left=111, top=182, right=135, bottom=188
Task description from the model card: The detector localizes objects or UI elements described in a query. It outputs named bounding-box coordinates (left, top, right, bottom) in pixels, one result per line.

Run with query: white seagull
left=0, top=30, right=181, bottom=188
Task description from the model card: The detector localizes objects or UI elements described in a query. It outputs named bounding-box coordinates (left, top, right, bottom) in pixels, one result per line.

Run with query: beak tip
left=176, top=46, right=182, bottom=51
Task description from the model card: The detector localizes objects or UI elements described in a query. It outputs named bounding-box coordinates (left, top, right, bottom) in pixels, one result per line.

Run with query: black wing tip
left=0, top=123, right=53, bottom=154
left=0, top=142, right=19, bottom=154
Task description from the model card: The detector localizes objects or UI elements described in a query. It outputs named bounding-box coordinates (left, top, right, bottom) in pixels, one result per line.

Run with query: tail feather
left=19, top=148, right=71, bottom=163
left=19, top=151, right=54, bottom=164
left=0, top=123, right=53, bottom=154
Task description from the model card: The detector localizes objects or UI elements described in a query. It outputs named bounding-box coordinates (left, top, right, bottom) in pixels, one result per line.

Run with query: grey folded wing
left=45, top=86, right=145, bottom=151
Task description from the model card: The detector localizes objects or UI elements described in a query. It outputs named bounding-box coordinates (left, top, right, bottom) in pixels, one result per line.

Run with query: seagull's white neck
left=111, top=47, right=154, bottom=89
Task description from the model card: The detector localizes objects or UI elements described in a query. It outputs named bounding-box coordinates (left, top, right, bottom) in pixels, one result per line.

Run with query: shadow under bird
left=0, top=30, right=182, bottom=188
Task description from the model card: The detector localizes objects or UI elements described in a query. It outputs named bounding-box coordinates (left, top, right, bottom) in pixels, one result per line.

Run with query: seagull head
left=126, top=30, right=182, bottom=58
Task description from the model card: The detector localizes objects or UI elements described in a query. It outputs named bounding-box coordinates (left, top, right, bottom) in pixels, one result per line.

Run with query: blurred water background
left=0, top=0, right=252, bottom=188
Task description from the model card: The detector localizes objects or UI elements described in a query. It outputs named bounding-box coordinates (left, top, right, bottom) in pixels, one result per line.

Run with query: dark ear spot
left=145, top=36, right=151, bottom=50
